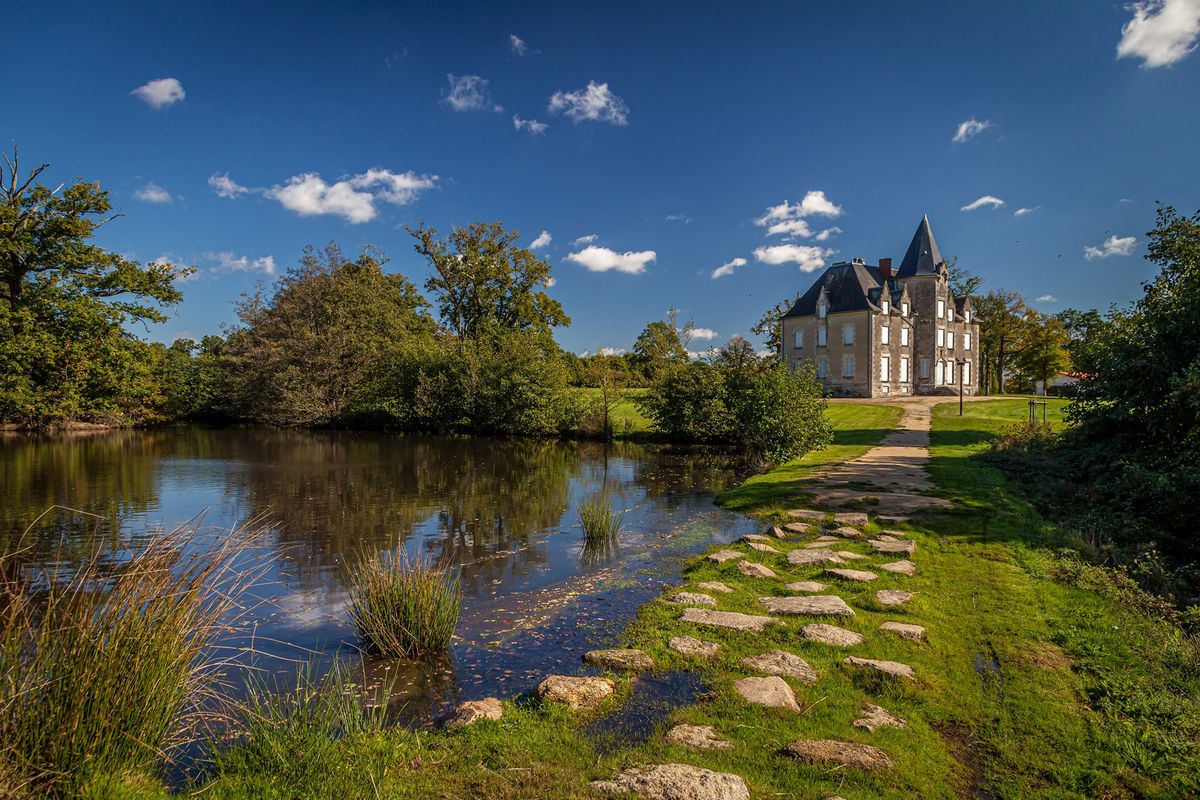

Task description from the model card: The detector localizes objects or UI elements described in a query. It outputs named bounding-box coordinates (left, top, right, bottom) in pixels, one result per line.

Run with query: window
left=881, top=299, right=890, bottom=315
left=791, top=358, right=800, bottom=370
left=900, top=356, right=910, bottom=382
left=946, top=360, right=955, bottom=384
left=842, top=355, right=855, bottom=378
left=901, top=301, right=909, bottom=317
left=816, top=357, right=828, bottom=378
left=936, top=360, right=945, bottom=385
left=880, top=355, right=890, bottom=382
left=817, top=326, right=827, bottom=347
left=901, top=326, right=910, bottom=346
left=947, top=330, right=955, bottom=349
left=937, top=327, right=945, bottom=347
left=880, top=323, right=890, bottom=345
left=919, top=357, right=931, bottom=379
left=964, top=332, right=972, bottom=351
left=817, top=300, right=827, bottom=319
left=794, top=329, right=804, bottom=349
left=946, top=299, right=955, bottom=321
left=842, top=324, right=855, bottom=346
left=964, top=310, right=971, bottom=323
left=963, top=361, right=972, bottom=386
left=937, top=299, right=945, bottom=319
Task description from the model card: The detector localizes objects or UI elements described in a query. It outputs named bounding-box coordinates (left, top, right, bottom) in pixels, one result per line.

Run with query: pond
left=0, top=427, right=756, bottom=723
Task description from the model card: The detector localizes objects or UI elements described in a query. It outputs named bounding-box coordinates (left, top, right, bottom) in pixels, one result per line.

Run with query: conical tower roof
left=896, top=215, right=943, bottom=277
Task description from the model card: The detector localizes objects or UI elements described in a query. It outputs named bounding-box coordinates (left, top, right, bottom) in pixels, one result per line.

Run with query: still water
left=0, top=426, right=756, bottom=722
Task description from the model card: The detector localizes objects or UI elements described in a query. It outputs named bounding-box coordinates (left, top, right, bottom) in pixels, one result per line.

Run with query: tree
left=631, top=316, right=689, bottom=378
left=751, top=297, right=794, bottom=354
left=947, top=258, right=984, bottom=298
left=408, top=221, right=568, bottom=341
left=1056, top=307, right=1110, bottom=373
left=974, top=289, right=1029, bottom=394
left=1013, top=311, right=1070, bottom=391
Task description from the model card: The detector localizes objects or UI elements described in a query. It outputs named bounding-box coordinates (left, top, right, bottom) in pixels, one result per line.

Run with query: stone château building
left=780, top=216, right=980, bottom=397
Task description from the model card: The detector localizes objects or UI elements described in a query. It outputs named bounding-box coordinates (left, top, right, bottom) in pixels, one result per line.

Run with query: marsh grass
left=579, top=495, right=623, bottom=543
left=346, top=548, right=462, bottom=658
left=0, top=518, right=264, bottom=798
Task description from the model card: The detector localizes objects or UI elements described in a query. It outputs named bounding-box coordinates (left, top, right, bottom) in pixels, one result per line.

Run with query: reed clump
left=579, top=495, right=624, bottom=543
left=346, top=548, right=462, bottom=659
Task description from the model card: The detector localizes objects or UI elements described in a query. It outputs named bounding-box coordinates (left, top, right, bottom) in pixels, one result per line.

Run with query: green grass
left=572, top=387, right=653, bottom=436
left=578, top=495, right=624, bottom=543
left=346, top=548, right=463, bottom=659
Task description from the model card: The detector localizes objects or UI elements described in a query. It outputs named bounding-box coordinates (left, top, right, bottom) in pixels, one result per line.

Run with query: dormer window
left=817, top=300, right=827, bottom=319
left=881, top=298, right=890, bottom=315
left=901, top=301, right=909, bottom=317
left=964, top=310, right=971, bottom=323
left=937, top=299, right=945, bottom=319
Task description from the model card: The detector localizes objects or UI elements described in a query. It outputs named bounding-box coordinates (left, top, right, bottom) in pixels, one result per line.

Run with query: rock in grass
left=875, top=589, right=913, bottom=607
left=733, top=676, right=802, bottom=713
left=741, top=650, right=817, bottom=683
left=825, top=568, right=878, bottom=583
left=696, top=581, right=734, bottom=594
left=538, top=675, right=617, bottom=709
left=668, top=592, right=717, bottom=607
left=681, top=608, right=778, bottom=632
left=707, top=549, right=744, bottom=564
left=843, top=656, right=916, bottom=681
left=879, top=560, right=916, bottom=576
left=782, top=522, right=811, bottom=535
left=879, top=529, right=910, bottom=538
left=591, top=763, right=749, bottom=800
left=833, top=512, right=869, bottom=527
left=879, top=621, right=925, bottom=641
left=767, top=525, right=788, bottom=539
left=665, top=723, right=734, bottom=751
left=853, top=703, right=907, bottom=732
left=783, top=739, right=893, bottom=770
left=449, top=697, right=503, bottom=726
left=745, top=541, right=780, bottom=554
left=741, top=533, right=772, bottom=543
left=784, top=580, right=827, bottom=593
left=870, top=538, right=916, bottom=555
left=669, top=635, right=721, bottom=659
left=834, top=550, right=868, bottom=560
left=800, top=623, right=865, bottom=647
left=814, top=535, right=839, bottom=542
left=787, top=548, right=845, bottom=566
left=877, top=515, right=909, bottom=525
left=788, top=509, right=828, bottom=521
left=736, top=560, right=777, bottom=578
left=831, top=526, right=864, bottom=539
left=584, top=648, right=655, bottom=671
left=759, top=595, right=855, bottom=618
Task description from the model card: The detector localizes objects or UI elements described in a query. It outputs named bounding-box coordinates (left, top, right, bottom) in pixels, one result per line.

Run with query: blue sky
left=6, top=0, right=1200, bottom=353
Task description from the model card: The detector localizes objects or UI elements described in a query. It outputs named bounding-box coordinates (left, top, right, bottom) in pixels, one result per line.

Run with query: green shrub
left=346, top=548, right=462, bottom=658
left=579, top=495, right=624, bottom=543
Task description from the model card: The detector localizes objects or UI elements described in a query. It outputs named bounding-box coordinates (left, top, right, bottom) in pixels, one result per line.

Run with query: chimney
left=879, top=258, right=893, bottom=279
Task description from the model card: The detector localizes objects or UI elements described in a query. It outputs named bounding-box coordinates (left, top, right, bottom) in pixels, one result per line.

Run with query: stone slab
left=592, top=764, right=750, bottom=800
left=669, top=635, right=721, bottom=659
left=733, top=676, right=802, bottom=713
left=759, top=595, right=855, bottom=618
left=783, top=739, right=893, bottom=770
left=800, top=623, right=865, bottom=647
left=825, top=568, right=878, bottom=582
left=681, top=607, right=778, bottom=632
left=737, top=560, right=777, bottom=578
left=843, top=656, right=916, bottom=681
left=741, top=649, right=817, bottom=683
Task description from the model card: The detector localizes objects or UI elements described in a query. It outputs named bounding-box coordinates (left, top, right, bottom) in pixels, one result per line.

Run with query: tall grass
left=579, top=495, right=623, bottom=543
left=0, top=521, right=262, bottom=798
left=346, top=548, right=462, bottom=658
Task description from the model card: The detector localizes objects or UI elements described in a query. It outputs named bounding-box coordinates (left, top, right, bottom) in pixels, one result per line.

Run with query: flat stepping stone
left=835, top=550, right=867, bottom=560
left=843, top=656, right=916, bottom=681
left=876, top=589, right=913, bottom=606
left=874, top=534, right=900, bottom=542
left=669, top=635, right=721, bottom=659
left=871, top=538, right=916, bottom=555
left=538, top=675, right=617, bottom=709
left=696, top=580, right=734, bottom=593
left=787, top=549, right=845, bottom=566
left=880, top=621, right=926, bottom=641
left=449, top=697, right=503, bottom=726
left=782, top=522, right=812, bottom=534
left=853, top=703, right=907, bottom=732
left=812, top=489, right=953, bottom=514
left=741, top=649, right=817, bottom=683
left=825, top=568, right=878, bottom=583
left=760, top=595, right=855, bottom=618
left=681, top=607, right=779, bottom=632
left=879, top=529, right=910, bottom=538
left=784, top=580, right=827, bottom=592
left=783, top=738, right=893, bottom=770
left=833, top=512, right=869, bottom=527
left=745, top=541, right=780, bottom=554
left=668, top=592, right=717, bottom=607
left=767, top=525, right=788, bottom=539
left=801, top=623, right=865, bottom=647
left=665, top=723, right=734, bottom=751
left=584, top=648, right=655, bottom=671
left=814, top=535, right=839, bottom=542
left=737, top=560, right=777, bottom=578
left=788, top=509, right=828, bottom=521
left=879, top=560, right=916, bottom=576
left=733, top=676, right=802, bottom=713
left=831, top=526, right=864, bottom=539
left=592, top=764, right=749, bottom=800
left=878, top=515, right=910, bottom=525
left=741, top=533, right=772, bottom=543
left=707, top=549, right=744, bottom=564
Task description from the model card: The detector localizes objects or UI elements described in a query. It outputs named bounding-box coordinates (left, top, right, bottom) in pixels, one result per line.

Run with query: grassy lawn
left=571, top=387, right=653, bottom=435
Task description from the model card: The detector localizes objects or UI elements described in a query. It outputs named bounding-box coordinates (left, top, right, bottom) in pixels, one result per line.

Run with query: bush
left=346, top=548, right=462, bottom=658
left=579, top=495, right=624, bottom=543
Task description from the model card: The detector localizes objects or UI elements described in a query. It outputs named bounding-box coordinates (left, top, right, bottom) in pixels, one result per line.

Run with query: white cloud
left=960, top=195, right=1006, bottom=212
left=530, top=230, right=552, bottom=249
left=1014, top=206, right=1039, bottom=216
left=206, top=251, right=276, bottom=275
left=135, top=182, right=172, bottom=204
left=131, top=77, right=185, bottom=108
left=265, top=169, right=437, bottom=223
left=690, top=327, right=718, bottom=340
left=1084, top=234, right=1137, bottom=260
left=566, top=245, right=655, bottom=275
left=665, top=213, right=693, bottom=224
left=208, top=172, right=250, bottom=199
left=513, top=114, right=548, bottom=134
left=573, top=234, right=598, bottom=246
left=1120, top=197, right=1135, bottom=203
left=755, top=192, right=842, bottom=237
left=548, top=81, right=629, bottom=125
left=752, top=244, right=834, bottom=272
left=597, top=347, right=625, bottom=356
left=1117, top=0, right=1200, bottom=68
left=687, top=348, right=719, bottom=361
left=545, top=276, right=556, bottom=287
left=952, top=117, right=992, bottom=143
left=814, top=226, right=842, bottom=241
left=1037, top=294, right=1058, bottom=303
left=510, top=34, right=528, bottom=55
left=152, top=253, right=199, bottom=281
left=442, top=74, right=501, bottom=112
left=710, top=257, right=747, bottom=279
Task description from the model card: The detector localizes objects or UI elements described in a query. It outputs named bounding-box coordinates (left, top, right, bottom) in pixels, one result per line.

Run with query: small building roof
left=896, top=215, right=944, bottom=278
left=783, top=260, right=905, bottom=318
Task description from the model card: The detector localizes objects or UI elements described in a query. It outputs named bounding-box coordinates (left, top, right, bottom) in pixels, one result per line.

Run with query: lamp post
left=956, top=357, right=966, bottom=416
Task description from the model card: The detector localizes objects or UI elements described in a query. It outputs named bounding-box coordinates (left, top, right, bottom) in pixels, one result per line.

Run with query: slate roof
left=783, top=261, right=905, bottom=318
left=896, top=215, right=944, bottom=278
